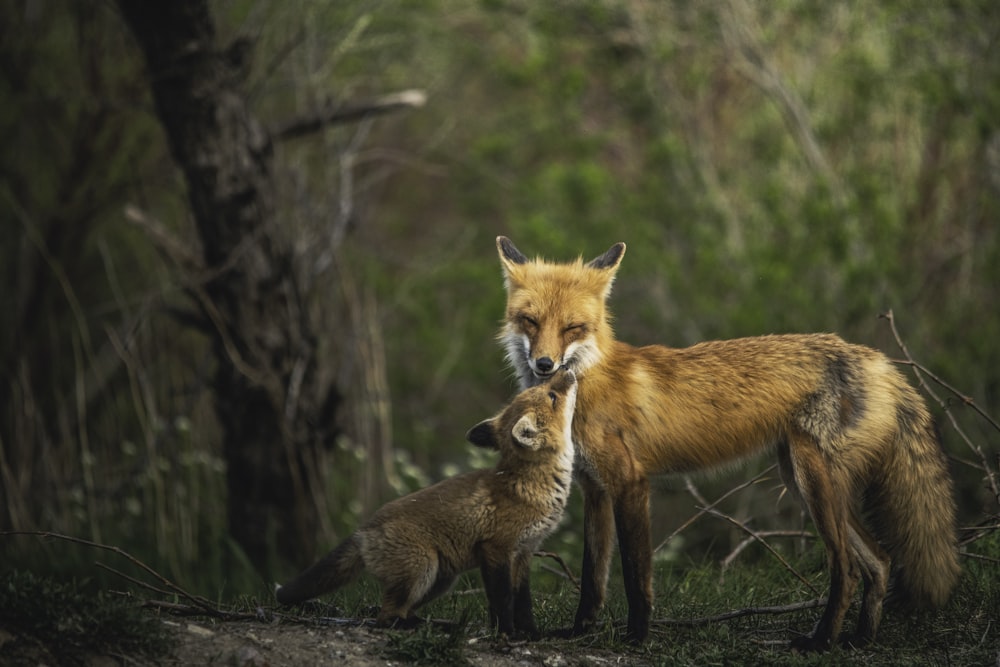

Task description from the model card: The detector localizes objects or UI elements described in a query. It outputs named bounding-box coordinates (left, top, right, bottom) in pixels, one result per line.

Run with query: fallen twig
left=653, top=597, right=827, bottom=627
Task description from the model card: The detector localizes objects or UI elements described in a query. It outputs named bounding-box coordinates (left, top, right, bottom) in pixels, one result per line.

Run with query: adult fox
left=277, top=369, right=578, bottom=637
left=494, top=236, right=959, bottom=651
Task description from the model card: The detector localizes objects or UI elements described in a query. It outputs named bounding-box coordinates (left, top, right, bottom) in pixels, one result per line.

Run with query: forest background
left=2, top=0, right=999, bottom=603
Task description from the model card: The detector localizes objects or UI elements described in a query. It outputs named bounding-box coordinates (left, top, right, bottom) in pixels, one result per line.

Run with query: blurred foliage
left=1, top=0, right=998, bottom=597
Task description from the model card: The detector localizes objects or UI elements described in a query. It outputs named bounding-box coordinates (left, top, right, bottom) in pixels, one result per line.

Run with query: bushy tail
left=871, top=398, right=960, bottom=608
left=276, top=533, right=364, bottom=605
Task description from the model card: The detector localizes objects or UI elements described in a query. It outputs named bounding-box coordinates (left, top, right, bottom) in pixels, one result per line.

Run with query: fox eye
left=548, top=391, right=557, bottom=406
left=521, top=315, right=539, bottom=330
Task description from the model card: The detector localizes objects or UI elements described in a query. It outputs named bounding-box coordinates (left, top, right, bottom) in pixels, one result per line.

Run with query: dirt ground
left=161, top=618, right=634, bottom=667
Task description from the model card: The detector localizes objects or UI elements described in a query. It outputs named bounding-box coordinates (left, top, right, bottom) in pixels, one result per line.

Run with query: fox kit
left=495, top=236, right=959, bottom=651
left=276, top=369, right=577, bottom=637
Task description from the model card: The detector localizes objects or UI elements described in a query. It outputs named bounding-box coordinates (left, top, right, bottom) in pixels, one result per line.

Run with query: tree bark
left=116, top=0, right=337, bottom=574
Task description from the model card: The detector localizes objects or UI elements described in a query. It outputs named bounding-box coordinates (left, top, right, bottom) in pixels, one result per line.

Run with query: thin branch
left=271, top=89, right=427, bottom=142
left=653, top=597, right=826, bottom=627
left=534, top=550, right=579, bottom=589
left=139, top=599, right=261, bottom=620
left=880, top=309, right=1000, bottom=506
left=889, top=360, right=1000, bottom=435
left=961, top=551, right=1000, bottom=565
left=96, top=562, right=177, bottom=599
left=720, top=0, right=846, bottom=207
left=654, top=465, right=778, bottom=554
left=1, top=531, right=226, bottom=617
left=699, top=507, right=820, bottom=596
left=721, top=530, right=815, bottom=571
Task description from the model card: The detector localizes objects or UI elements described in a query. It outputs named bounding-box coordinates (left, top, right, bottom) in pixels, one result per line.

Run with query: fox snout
left=532, top=356, right=557, bottom=376
left=549, top=366, right=577, bottom=392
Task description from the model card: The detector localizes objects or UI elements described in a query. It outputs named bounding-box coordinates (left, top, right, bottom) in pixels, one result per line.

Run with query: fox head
left=466, top=368, right=577, bottom=460
left=495, top=236, right=625, bottom=388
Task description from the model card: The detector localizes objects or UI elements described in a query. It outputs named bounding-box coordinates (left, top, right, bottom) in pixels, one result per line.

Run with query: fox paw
left=790, top=633, right=833, bottom=653
left=377, top=615, right=423, bottom=630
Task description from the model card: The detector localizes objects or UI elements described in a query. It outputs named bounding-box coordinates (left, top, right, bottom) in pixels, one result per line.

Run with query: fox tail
left=870, top=398, right=960, bottom=608
left=275, top=533, right=364, bottom=605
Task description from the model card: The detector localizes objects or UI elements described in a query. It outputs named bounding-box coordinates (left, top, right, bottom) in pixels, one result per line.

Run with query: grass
left=0, top=570, right=173, bottom=666
left=382, top=614, right=474, bottom=666
left=282, top=531, right=1000, bottom=667
left=1, top=530, right=995, bottom=666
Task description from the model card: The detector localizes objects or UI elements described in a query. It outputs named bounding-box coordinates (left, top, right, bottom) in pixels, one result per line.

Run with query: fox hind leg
left=781, top=435, right=860, bottom=652
left=844, top=513, right=890, bottom=647
left=374, top=551, right=440, bottom=628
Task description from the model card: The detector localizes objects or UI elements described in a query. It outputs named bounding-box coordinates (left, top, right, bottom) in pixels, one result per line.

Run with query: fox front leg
left=573, top=472, right=615, bottom=635
left=613, top=476, right=653, bottom=643
left=511, top=549, right=540, bottom=639
left=481, top=557, right=517, bottom=636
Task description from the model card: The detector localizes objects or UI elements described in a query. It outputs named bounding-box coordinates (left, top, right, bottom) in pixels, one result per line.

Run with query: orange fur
left=496, top=237, right=959, bottom=650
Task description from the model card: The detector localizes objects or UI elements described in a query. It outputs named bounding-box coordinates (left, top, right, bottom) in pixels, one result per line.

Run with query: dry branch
left=534, top=550, right=580, bottom=589
left=698, top=506, right=820, bottom=597
left=1, top=530, right=229, bottom=618
left=880, top=309, right=1000, bottom=508
left=653, top=597, right=826, bottom=627
left=721, top=530, right=815, bottom=571
left=271, top=89, right=427, bottom=141
left=654, top=464, right=778, bottom=554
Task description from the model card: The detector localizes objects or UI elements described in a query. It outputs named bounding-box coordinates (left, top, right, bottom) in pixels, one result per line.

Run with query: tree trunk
left=116, top=0, right=338, bottom=574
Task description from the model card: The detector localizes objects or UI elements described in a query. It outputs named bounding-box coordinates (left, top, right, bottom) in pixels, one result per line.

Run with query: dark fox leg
left=481, top=556, right=516, bottom=636
left=573, top=472, right=615, bottom=635
left=786, top=433, right=860, bottom=652
left=613, top=476, right=653, bottom=643
left=511, top=549, right=539, bottom=639
left=844, top=513, right=890, bottom=647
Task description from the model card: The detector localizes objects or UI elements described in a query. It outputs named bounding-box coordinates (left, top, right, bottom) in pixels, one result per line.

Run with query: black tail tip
left=274, top=583, right=297, bottom=606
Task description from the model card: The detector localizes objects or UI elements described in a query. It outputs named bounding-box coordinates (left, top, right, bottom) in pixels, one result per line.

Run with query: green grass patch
left=0, top=570, right=173, bottom=666
left=8, top=530, right=990, bottom=666
left=285, top=532, right=999, bottom=666
left=382, top=614, right=473, bottom=666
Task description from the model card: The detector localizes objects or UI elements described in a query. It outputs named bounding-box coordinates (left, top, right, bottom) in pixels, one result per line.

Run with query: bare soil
left=160, top=618, right=633, bottom=667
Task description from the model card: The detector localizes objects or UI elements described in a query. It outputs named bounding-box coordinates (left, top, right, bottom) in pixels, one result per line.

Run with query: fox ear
left=587, top=242, right=626, bottom=271
left=466, top=420, right=499, bottom=450
left=496, top=236, right=528, bottom=288
left=586, top=242, right=626, bottom=299
left=512, top=414, right=541, bottom=449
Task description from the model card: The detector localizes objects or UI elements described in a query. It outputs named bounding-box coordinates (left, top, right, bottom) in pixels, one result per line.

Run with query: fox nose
left=535, top=357, right=556, bottom=374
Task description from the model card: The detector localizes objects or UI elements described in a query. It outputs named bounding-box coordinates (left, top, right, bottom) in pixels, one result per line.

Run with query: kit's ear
left=512, top=413, right=540, bottom=450
left=466, top=419, right=499, bottom=450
